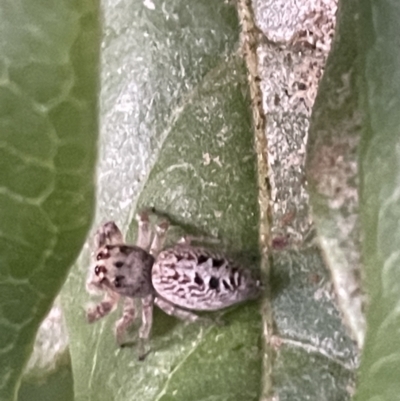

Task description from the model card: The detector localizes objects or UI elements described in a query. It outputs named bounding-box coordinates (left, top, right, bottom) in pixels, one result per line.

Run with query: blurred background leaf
left=0, top=0, right=99, bottom=400
left=354, top=0, right=400, bottom=399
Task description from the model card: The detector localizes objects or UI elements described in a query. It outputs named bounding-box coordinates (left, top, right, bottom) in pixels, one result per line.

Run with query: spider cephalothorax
left=93, top=242, right=154, bottom=298
left=86, top=210, right=262, bottom=360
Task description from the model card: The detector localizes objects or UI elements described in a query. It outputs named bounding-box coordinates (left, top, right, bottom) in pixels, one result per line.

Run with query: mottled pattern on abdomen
left=151, top=245, right=261, bottom=311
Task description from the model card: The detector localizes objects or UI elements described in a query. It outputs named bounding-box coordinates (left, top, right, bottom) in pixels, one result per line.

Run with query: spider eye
left=94, top=265, right=107, bottom=276
left=96, top=249, right=110, bottom=260
left=114, top=275, right=124, bottom=288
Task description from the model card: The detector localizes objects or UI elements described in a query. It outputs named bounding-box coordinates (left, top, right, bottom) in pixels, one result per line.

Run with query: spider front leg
left=114, top=297, right=137, bottom=346
left=86, top=288, right=120, bottom=323
left=94, top=221, right=124, bottom=249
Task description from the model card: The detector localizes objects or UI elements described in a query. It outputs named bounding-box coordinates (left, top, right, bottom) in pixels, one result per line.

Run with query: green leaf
left=308, top=0, right=400, bottom=399
left=18, top=351, right=74, bottom=401
left=270, top=248, right=357, bottom=400
left=355, top=0, right=400, bottom=399
left=96, top=0, right=239, bottom=224
left=268, top=0, right=360, bottom=397
left=0, top=1, right=99, bottom=400
left=306, top=0, right=365, bottom=347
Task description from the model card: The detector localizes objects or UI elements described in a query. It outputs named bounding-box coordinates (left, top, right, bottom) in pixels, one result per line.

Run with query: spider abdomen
left=152, top=245, right=262, bottom=311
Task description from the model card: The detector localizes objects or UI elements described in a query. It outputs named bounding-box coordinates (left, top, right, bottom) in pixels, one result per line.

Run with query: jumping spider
left=86, top=210, right=262, bottom=360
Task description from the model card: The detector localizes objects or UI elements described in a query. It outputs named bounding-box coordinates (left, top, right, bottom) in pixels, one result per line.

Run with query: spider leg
left=134, top=212, right=168, bottom=360
left=177, top=234, right=220, bottom=246
left=136, top=210, right=152, bottom=251
left=149, top=219, right=169, bottom=256
left=138, top=294, right=154, bottom=360
left=114, top=297, right=137, bottom=346
left=154, top=297, right=203, bottom=323
left=94, top=221, right=124, bottom=249
left=86, top=289, right=120, bottom=323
